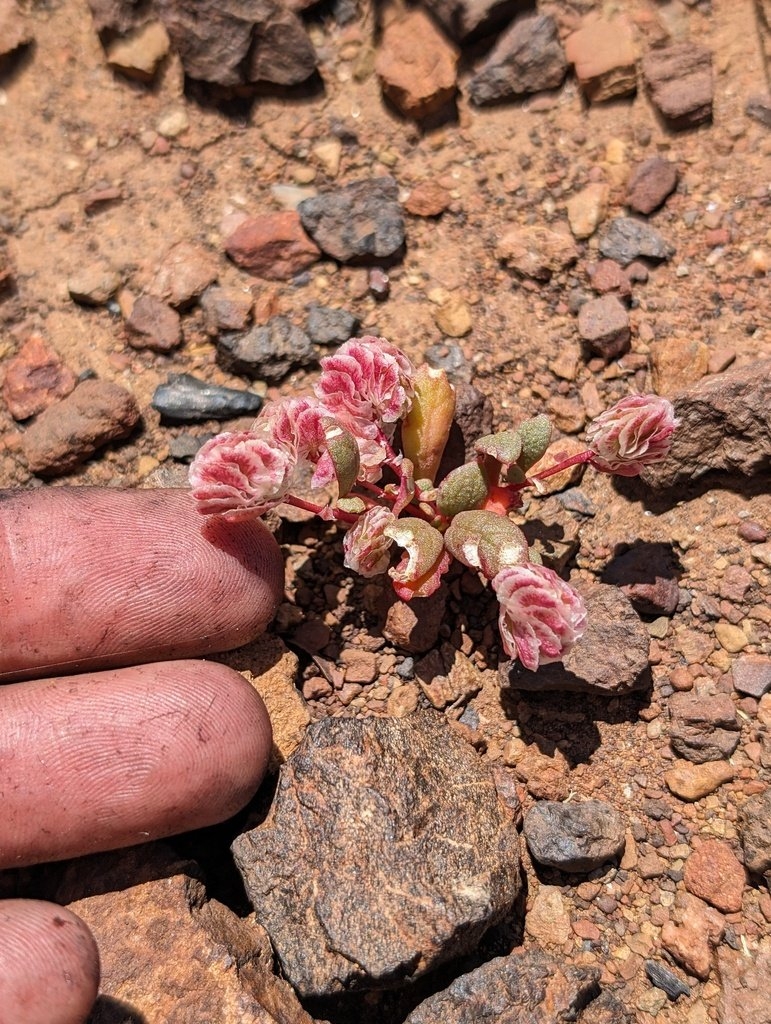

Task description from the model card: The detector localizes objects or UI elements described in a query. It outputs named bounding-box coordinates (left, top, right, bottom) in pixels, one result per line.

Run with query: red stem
left=283, top=494, right=359, bottom=524
left=527, top=450, right=593, bottom=483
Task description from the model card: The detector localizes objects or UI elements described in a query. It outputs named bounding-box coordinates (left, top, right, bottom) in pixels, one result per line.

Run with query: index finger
left=0, top=487, right=284, bottom=682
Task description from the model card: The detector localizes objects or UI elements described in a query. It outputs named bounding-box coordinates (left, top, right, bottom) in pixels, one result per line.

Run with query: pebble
left=739, top=787, right=771, bottom=875
left=125, top=295, right=181, bottom=351
left=732, top=655, right=771, bottom=698
left=224, top=211, right=320, bottom=281
left=152, top=241, right=219, bottom=309
left=434, top=298, right=472, bottom=337
left=684, top=839, right=745, bottom=913
left=642, top=42, right=714, bottom=129
left=523, top=799, right=626, bottom=871
left=669, top=691, right=740, bottom=764
left=661, top=893, right=724, bottom=980
left=587, top=259, right=630, bottom=297
left=375, top=8, right=458, bottom=121
left=298, top=177, right=405, bottom=263
left=21, top=379, right=140, bottom=477
left=598, top=217, right=675, bottom=266
left=649, top=337, right=709, bottom=395
left=577, top=294, right=630, bottom=359
left=525, top=885, right=571, bottom=945
left=467, top=13, right=567, bottom=106
left=564, top=16, right=637, bottom=102
left=151, top=373, right=263, bottom=423
left=68, top=265, right=122, bottom=306
left=216, top=317, right=316, bottom=383
left=626, top=156, right=678, bottom=215
left=156, top=108, right=189, bottom=139
left=2, top=333, right=77, bottom=421
left=199, top=286, right=253, bottom=335
left=496, top=224, right=578, bottom=280
left=664, top=760, right=734, bottom=801
left=106, top=21, right=169, bottom=82
left=714, top=622, right=748, bottom=653
left=567, top=182, right=609, bottom=240
left=404, top=181, right=451, bottom=217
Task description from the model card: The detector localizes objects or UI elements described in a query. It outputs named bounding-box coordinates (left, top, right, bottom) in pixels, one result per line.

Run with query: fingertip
left=0, top=900, right=99, bottom=1024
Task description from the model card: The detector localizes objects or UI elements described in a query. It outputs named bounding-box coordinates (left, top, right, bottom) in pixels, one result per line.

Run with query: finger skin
left=0, top=487, right=284, bottom=682
left=0, top=660, right=271, bottom=868
left=0, top=900, right=99, bottom=1024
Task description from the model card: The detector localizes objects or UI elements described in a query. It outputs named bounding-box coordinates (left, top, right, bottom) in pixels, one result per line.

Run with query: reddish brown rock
left=649, top=337, right=709, bottom=395
left=200, top=285, right=253, bottom=335
left=225, top=211, right=320, bottom=280
left=684, top=839, right=745, bottom=913
left=125, top=294, right=182, bottom=351
left=731, top=654, right=771, bottom=698
left=577, top=294, right=631, bottom=359
left=496, top=224, right=578, bottom=280
left=642, top=43, right=714, bottom=128
left=661, top=893, right=724, bottom=980
left=152, top=240, right=219, bottom=308
left=21, top=379, right=140, bottom=476
left=376, top=9, right=459, bottom=121
left=405, top=181, right=452, bottom=217
left=626, top=156, right=678, bottom=215
left=739, top=787, right=771, bottom=876
left=0, top=0, right=33, bottom=61
left=717, top=939, right=771, bottom=1024
left=382, top=587, right=448, bottom=654
left=2, top=334, right=77, bottom=421
left=414, top=643, right=484, bottom=710
left=669, top=692, right=740, bottom=763
left=565, top=16, right=637, bottom=102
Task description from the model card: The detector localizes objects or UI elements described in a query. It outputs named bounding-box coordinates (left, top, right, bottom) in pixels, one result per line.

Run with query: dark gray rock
left=669, top=692, right=740, bottom=764
left=467, top=14, right=567, bottom=106
left=746, top=93, right=771, bottom=129
left=424, top=342, right=472, bottom=385
left=422, top=0, right=526, bottom=42
left=642, top=42, right=713, bottom=129
left=404, top=949, right=601, bottom=1023
left=739, top=787, right=771, bottom=876
left=523, top=799, right=626, bottom=872
left=154, top=0, right=317, bottom=88
left=598, top=217, right=675, bottom=266
left=298, top=177, right=405, bottom=263
left=642, top=360, right=771, bottom=488
left=577, top=294, right=631, bottom=359
left=645, top=960, right=691, bottom=1001
left=232, top=711, right=521, bottom=998
left=502, top=581, right=650, bottom=695
left=151, top=373, right=262, bottom=423
left=216, top=317, right=316, bottom=383
left=626, top=156, right=678, bottom=215
left=306, top=304, right=360, bottom=345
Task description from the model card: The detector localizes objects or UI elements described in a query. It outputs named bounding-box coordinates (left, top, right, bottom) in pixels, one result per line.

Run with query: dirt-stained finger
left=0, top=487, right=284, bottom=682
left=0, top=660, right=271, bottom=869
left=0, top=899, right=100, bottom=1024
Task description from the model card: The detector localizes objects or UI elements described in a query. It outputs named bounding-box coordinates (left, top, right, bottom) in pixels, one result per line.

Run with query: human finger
left=0, top=486, right=284, bottom=683
left=0, top=660, right=271, bottom=868
left=0, top=900, right=99, bottom=1024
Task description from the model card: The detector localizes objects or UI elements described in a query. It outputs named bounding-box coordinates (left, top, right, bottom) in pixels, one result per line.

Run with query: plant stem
left=528, top=450, right=593, bottom=482
left=283, top=494, right=358, bottom=524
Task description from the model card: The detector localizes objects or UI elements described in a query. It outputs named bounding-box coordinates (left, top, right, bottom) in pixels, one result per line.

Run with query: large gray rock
left=422, top=0, right=527, bottom=42
left=298, top=177, right=405, bottom=263
left=502, top=582, right=650, bottom=694
left=643, top=360, right=771, bottom=488
left=216, top=317, right=316, bottom=383
left=523, top=800, right=626, bottom=872
left=598, top=216, right=675, bottom=266
left=232, top=711, right=521, bottom=997
left=467, top=14, right=567, bottom=106
left=404, top=948, right=601, bottom=1023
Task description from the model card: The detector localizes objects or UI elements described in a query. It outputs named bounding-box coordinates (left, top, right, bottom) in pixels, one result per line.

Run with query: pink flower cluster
left=189, top=333, right=677, bottom=676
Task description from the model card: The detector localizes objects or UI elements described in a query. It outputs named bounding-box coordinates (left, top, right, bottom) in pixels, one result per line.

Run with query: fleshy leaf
left=326, top=428, right=360, bottom=497
left=384, top=518, right=450, bottom=600
left=337, top=496, right=366, bottom=515
left=474, top=430, right=522, bottom=467
left=435, top=461, right=489, bottom=518
left=515, top=414, right=552, bottom=472
left=401, top=365, right=456, bottom=483
left=445, top=511, right=529, bottom=578
left=343, top=505, right=396, bottom=577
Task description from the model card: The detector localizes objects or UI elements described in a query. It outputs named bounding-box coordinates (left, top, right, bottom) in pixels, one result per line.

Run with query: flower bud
left=401, top=365, right=456, bottom=483
left=342, top=505, right=396, bottom=577
left=586, top=394, right=677, bottom=477
left=189, top=431, right=296, bottom=518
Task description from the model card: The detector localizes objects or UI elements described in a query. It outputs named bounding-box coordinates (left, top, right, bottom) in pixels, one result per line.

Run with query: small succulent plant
left=190, top=337, right=677, bottom=671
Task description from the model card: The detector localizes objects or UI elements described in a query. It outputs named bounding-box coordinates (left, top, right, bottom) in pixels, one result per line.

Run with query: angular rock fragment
left=68, top=264, right=122, bottom=306
left=232, top=711, right=522, bottom=997
left=224, top=211, right=320, bottom=281
left=306, top=303, right=360, bottom=346
left=414, top=643, right=484, bottom=710
left=645, top=960, right=690, bottom=1001
left=423, top=0, right=524, bottom=42
left=668, top=692, right=740, bottom=764
left=106, top=21, right=170, bottom=82
left=376, top=9, right=459, bottom=121
left=739, top=787, right=771, bottom=876
left=298, top=177, right=405, bottom=263
left=151, top=373, right=263, bottom=423
left=717, top=940, right=771, bottom=1024
left=626, top=156, right=678, bottom=215
left=598, top=217, right=675, bottom=265
left=577, top=294, right=630, bottom=359
left=22, top=379, right=140, bottom=476
left=2, top=334, right=77, bottom=421
left=649, top=337, right=709, bottom=395
left=126, top=294, right=182, bottom=351
left=643, top=360, right=771, bottom=488
left=684, top=839, right=745, bottom=913
left=404, top=949, right=600, bottom=1023
left=496, top=224, right=578, bottom=280
left=661, top=893, right=724, bottom=980
left=467, top=14, right=567, bottom=106
left=152, top=240, right=219, bottom=308
left=732, top=655, right=771, bottom=698
left=642, top=43, right=713, bottom=129
left=200, top=285, right=253, bottom=335
left=405, top=181, right=452, bottom=217
left=503, top=582, right=650, bottom=695
left=523, top=799, right=626, bottom=872
left=664, top=760, right=734, bottom=802
left=565, top=16, right=637, bottom=102
left=567, top=183, right=609, bottom=240
left=216, top=317, right=315, bottom=383
left=154, top=0, right=317, bottom=88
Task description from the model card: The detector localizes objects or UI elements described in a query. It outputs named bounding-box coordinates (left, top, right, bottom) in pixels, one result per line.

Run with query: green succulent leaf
left=515, top=414, right=552, bottom=472
left=435, top=461, right=489, bottom=518
left=326, top=428, right=360, bottom=497
left=474, top=430, right=522, bottom=467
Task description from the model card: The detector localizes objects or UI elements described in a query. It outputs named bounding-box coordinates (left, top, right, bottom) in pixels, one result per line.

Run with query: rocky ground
left=2, top=0, right=771, bottom=1021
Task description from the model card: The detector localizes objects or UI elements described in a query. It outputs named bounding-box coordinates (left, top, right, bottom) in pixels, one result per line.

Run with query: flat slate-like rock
left=523, top=799, right=626, bottom=872
left=232, top=711, right=521, bottom=998
left=404, top=948, right=601, bottom=1023
left=298, top=177, right=405, bottom=263
left=598, top=216, right=675, bottom=266
left=151, top=373, right=263, bottom=423
left=216, top=317, right=316, bottom=383
left=502, top=581, right=650, bottom=695
left=467, top=13, right=567, bottom=106
left=643, top=360, right=771, bottom=488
